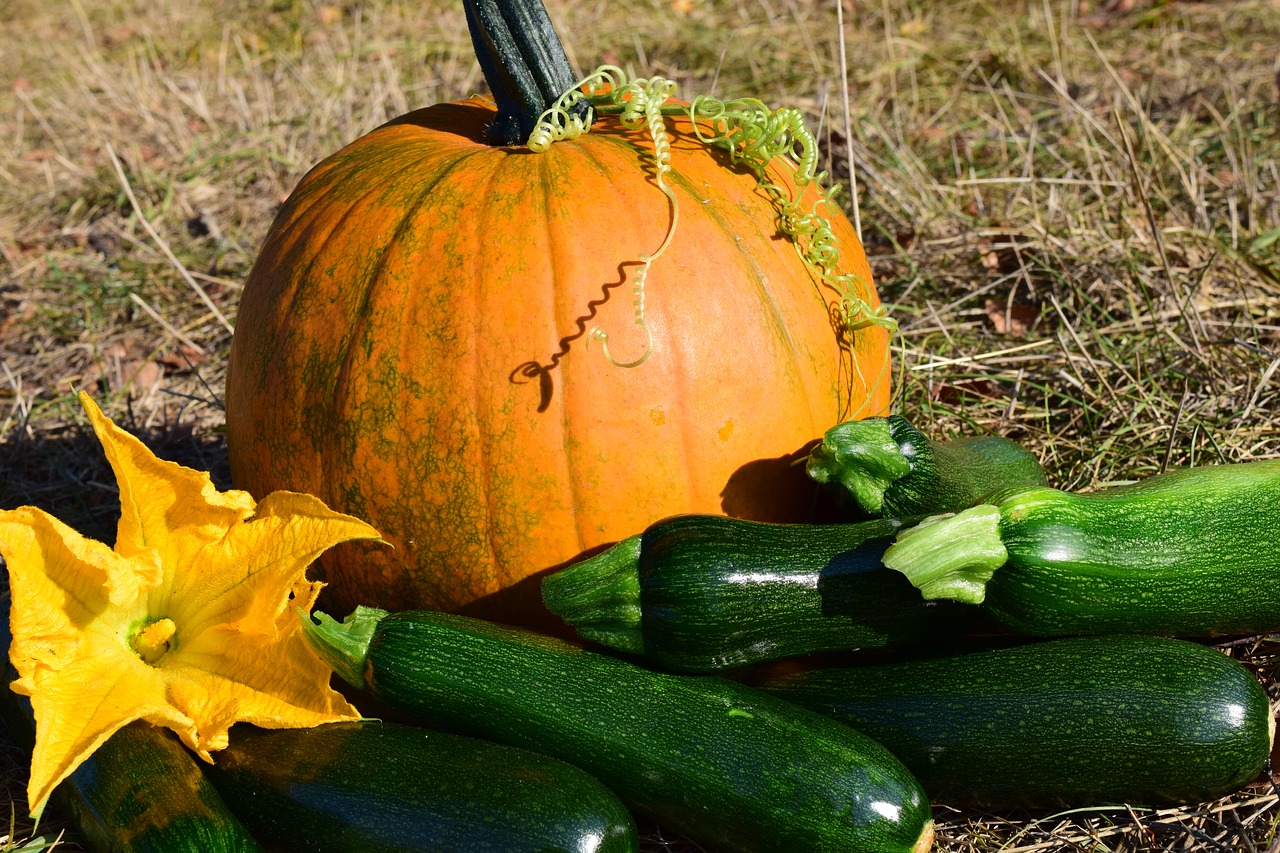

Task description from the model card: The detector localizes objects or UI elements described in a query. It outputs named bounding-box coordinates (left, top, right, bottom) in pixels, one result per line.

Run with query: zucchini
left=754, top=635, right=1275, bottom=808
left=204, top=720, right=638, bottom=853
left=882, top=459, right=1280, bottom=636
left=0, top=680, right=262, bottom=853
left=542, top=514, right=994, bottom=671
left=806, top=415, right=1048, bottom=517
left=0, top=617, right=262, bottom=853
left=303, top=606, right=935, bottom=853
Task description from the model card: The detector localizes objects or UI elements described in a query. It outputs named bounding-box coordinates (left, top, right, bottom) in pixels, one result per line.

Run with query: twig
left=834, top=0, right=860, bottom=242
left=128, top=292, right=206, bottom=355
left=105, top=145, right=235, bottom=336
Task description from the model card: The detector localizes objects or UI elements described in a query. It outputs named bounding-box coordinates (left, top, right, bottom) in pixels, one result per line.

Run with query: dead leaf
left=103, top=24, right=134, bottom=48
left=156, top=345, right=207, bottom=372
left=132, top=360, right=164, bottom=394
left=929, top=378, right=1009, bottom=406
left=977, top=232, right=1034, bottom=275
left=985, top=299, right=1043, bottom=336
left=899, top=19, right=927, bottom=37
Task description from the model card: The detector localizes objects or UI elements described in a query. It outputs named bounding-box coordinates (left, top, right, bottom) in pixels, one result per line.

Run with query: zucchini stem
left=541, top=535, right=645, bottom=654
left=881, top=506, right=1008, bottom=604
left=301, top=606, right=389, bottom=689
left=806, top=417, right=911, bottom=514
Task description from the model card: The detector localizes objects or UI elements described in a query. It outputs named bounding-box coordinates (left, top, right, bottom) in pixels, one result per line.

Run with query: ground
left=1, top=0, right=1278, bottom=849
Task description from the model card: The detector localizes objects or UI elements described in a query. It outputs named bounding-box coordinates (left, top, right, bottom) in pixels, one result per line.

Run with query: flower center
left=133, top=618, right=177, bottom=665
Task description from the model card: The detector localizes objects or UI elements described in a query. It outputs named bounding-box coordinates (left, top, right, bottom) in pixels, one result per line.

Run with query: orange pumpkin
left=224, top=2, right=890, bottom=628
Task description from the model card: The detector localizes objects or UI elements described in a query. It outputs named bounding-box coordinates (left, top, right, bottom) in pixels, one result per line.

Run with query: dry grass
left=1, top=0, right=1278, bottom=849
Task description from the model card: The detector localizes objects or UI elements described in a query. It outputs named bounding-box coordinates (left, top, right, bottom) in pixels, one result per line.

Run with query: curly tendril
left=527, top=66, right=627, bottom=152
left=589, top=75, right=680, bottom=367
left=687, top=94, right=897, bottom=342
left=527, top=66, right=897, bottom=373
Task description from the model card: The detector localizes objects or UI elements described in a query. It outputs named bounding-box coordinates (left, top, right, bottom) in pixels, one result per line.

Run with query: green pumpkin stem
left=463, top=0, right=591, bottom=145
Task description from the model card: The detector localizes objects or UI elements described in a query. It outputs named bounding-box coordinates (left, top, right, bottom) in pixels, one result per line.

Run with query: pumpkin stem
left=464, top=0, right=591, bottom=146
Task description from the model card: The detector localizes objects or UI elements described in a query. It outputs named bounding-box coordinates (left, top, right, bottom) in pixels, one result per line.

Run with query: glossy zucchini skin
left=807, top=416, right=1047, bottom=517
left=984, top=460, right=1280, bottom=635
left=205, top=720, right=638, bottom=853
left=0, top=701, right=262, bottom=853
left=60, top=724, right=263, bottom=853
left=756, top=635, right=1274, bottom=808
left=0, top=624, right=261, bottom=853
left=308, top=608, right=934, bottom=853
left=542, top=514, right=993, bottom=671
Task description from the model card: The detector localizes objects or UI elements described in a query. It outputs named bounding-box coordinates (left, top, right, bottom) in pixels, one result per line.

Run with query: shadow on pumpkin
left=719, top=438, right=847, bottom=525
left=459, top=546, right=615, bottom=640
left=510, top=259, right=643, bottom=413
left=456, top=440, right=845, bottom=640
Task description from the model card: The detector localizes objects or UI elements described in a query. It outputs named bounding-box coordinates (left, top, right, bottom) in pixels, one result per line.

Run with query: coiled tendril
left=527, top=66, right=896, bottom=384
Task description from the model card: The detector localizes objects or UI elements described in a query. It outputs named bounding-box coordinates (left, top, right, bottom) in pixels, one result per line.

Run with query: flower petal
left=160, top=627, right=361, bottom=761
left=3, top=398, right=380, bottom=820
left=78, top=393, right=255, bottom=570
left=1, top=508, right=156, bottom=679
left=163, top=490, right=382, bottom=641
left=16, top=634, right=189, bottom=817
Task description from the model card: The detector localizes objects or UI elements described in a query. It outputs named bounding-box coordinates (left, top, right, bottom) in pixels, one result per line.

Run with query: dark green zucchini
left=0, top=687, right=260, bottom=853
left=303, top=606, right=935, bottom=853
left=0, top=618, right=261, bottom=853
left=882, top=459, right=1280, bottom=636
left=541, top=513, right=994, bottom=671
left=806, top=415, right=1047, bottom=517
left=754, top=635, right=1275, bottom=808
left=204, top=719, right=637, bottom=853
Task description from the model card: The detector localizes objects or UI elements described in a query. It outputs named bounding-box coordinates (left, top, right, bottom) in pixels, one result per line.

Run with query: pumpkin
left=224, top=0, right=891, bottom=629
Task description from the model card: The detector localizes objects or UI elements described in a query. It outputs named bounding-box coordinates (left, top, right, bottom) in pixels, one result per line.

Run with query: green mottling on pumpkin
left=225, top=90, right=890, bottom=628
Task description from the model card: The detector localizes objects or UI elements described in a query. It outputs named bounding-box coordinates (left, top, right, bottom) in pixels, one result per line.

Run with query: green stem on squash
left=301, top=606, right=389, bottom=689
left=540, top=535, right=645, bottom=654
left=880, top=506, right=1008, bottom=604
left=806, top=418, right=912, bottom=515
left=463, top=0, right=590, bottom=145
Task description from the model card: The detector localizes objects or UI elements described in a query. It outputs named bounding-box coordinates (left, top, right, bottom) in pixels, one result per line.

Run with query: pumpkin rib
left=262, top=171, right=378, bottom=375
left=564, top=123, right=845, bottom=516
left=575, top=131, right=747, bottom=514
left=744, top=147, right=884, bottom=426
left=471, top=147, right=534, bottom=576
left=325, top=139, right=505, bottom=603
left=673, top=158, right=812, bottom=359
left=326, top=141, right=489, bottom=477
left=231, top=169, right=402, bottom=501
left=663, top=142, right=830, bottom=454
left=532, top=146, right=597, bottom=559
left=540, top=133, right=642, bottom=557
left=645, top=153, right=720, bottom=514
left=436, top=143, right=523, bottom=602
left=564, top=129, right=706, bottom=524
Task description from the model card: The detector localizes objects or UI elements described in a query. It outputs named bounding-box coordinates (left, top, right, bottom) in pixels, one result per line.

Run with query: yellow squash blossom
left=0, top=392, right=382, bottom=817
